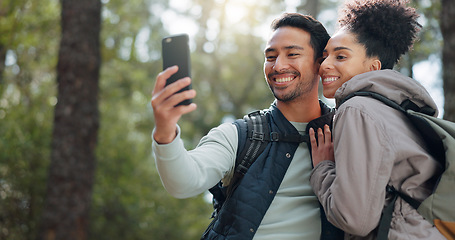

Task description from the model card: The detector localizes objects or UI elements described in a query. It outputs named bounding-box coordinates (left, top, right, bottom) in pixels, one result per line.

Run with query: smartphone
left=161, top=33, right=192, bottom=106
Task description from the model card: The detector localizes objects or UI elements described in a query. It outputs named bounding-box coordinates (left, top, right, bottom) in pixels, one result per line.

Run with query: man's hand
left=151, top=66, right=197, bottom=144
left=309, top=124, right=334, bottom=166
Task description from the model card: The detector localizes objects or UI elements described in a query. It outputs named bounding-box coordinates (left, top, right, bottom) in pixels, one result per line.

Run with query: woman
left=309, top=0, right=446, bottom=239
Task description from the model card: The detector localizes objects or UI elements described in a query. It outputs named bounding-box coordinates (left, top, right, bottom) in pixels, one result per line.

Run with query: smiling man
left=151, top=13, right=343, bottom=240
left=264, top=25, right=322, bottom=121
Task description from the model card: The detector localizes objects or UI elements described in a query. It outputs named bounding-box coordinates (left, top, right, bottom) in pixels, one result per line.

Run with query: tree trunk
left=0, top=44, right=6, bottom=94
left=441, top=0, right=455, bottom=121
left=37, top=0, right=101, bottom=240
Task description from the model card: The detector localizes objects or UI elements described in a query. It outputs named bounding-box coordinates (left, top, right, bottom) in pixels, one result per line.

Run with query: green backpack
left=340, top=91, right=455, bottom=240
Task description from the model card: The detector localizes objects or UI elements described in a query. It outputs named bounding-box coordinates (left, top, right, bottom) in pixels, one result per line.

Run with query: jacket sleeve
left=310, top=104, right=396, bottom=236
left=152, top=123, right=237, bottom=199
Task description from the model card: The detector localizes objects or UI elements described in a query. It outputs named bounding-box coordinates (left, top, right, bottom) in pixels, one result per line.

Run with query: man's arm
left=153, top=123, right=238, bottom=198
left=151, top=67, right=237, bottom=198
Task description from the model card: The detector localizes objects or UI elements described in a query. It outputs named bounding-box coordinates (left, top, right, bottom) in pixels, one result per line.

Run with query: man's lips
left=268, top=72, right=299, bottom=83
left=275, top=76, right=294, bottom=83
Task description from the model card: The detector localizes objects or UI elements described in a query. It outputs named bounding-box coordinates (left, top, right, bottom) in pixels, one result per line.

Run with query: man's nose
left=273, top=55, right=289, bottom=72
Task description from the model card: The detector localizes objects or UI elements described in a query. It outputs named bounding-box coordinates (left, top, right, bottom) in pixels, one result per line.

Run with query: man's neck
left=276, top=97, right=321, bottom=123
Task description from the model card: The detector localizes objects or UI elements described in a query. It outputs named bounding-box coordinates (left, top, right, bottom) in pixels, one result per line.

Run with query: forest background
left=1, top=0, right=453, bottom=239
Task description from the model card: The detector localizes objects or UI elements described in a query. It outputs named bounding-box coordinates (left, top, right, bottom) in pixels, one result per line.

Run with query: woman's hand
left=309, top=124, right=334, bottom=167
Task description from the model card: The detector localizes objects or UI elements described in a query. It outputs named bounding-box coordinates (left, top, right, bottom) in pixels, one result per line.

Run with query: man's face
left=264, top=26, right=320, bottom=103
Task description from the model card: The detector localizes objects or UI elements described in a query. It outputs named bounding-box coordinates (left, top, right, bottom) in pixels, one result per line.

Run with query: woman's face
left=319, top=29, right=380, bottom=98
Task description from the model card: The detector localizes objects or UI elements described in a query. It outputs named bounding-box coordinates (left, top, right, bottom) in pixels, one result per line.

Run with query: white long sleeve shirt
left=153, top=122, right=321, bottom=239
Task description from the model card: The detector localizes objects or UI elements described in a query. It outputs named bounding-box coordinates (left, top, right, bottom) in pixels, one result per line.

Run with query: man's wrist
left=153, top=127, right=178, bottom=144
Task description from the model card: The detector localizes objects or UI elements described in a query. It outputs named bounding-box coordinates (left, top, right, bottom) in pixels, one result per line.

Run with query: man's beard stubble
left=269, top=77, right=318, bottom=103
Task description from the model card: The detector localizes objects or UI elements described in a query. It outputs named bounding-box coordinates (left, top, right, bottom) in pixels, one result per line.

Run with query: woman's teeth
left=323, top=77, right=338, bottom=83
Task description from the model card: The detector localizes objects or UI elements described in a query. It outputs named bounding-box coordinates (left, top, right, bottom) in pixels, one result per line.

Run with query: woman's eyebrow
left=334, top=46, right=353, bottom=52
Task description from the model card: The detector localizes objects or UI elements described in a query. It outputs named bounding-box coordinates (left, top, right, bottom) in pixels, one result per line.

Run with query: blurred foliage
left=0, top=0, right=59, bottom=239
left=0, top=0, right=444, bottom=239
left=395, top=0, right=443, bottom=77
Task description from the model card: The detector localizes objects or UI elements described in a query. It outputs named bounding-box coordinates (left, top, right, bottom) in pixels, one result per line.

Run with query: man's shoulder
left=208, top=122, right=238, bottom=138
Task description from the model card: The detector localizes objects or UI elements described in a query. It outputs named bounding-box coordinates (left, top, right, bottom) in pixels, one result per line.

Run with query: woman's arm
left=310, top=104, right=395, bottom=236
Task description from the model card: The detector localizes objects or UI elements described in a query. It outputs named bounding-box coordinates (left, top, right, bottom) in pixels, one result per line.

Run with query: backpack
left=339, top=91, right=455, bottom=240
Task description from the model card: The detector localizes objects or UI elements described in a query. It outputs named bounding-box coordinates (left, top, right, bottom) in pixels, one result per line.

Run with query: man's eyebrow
left=284, top=45, right=304, bottom=50
left=265, top=47, right=275, bottom=54
left=265, top=45, right=304, bottom=53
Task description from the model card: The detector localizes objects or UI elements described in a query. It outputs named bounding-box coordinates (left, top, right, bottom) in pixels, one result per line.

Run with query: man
left=151, top=13, right=341, bottom=239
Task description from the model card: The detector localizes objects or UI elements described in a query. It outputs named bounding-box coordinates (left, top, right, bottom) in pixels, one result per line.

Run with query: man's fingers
left=164, top=87, right=196, bottom=109
left=153, top=66, right=179, bottom=94
left=151, top=77, right=192, bottom=109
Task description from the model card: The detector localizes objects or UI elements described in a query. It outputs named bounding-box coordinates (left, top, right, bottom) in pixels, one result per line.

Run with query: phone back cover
left=162, top=34, right=191, bottom=82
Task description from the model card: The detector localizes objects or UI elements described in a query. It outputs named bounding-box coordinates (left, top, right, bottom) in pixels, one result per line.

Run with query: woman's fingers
left=310, top=125, right=334, bottom=166
left=310, top=127, right=317, bottom=151
left=324, top=124, right=332, bottom=143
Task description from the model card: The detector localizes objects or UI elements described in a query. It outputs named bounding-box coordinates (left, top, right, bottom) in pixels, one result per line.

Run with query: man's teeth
left=275, top=77, right=293, bottom=83
left=323, top=77, right=338, bottom=83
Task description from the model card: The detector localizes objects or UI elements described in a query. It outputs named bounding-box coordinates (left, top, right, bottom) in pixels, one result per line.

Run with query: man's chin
left=273, top=92, right=300, bottom=103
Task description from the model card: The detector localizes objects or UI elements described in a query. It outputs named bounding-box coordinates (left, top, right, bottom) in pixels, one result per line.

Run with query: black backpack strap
left=339, top=91, right=405, bottom=112
left=340, top=91, right=436, bottom=116
left=376, top=186, right=422, bottom=240
left=228, top=110, right=307, bottom=195
left=377, top=186, right=399, bottom=240
left=340, top=91, right=445, bottom=163
left=234, top=110, right=308, bottom=176
left=226, top=110, right=271, bottom=196
left=235, top=110, right=271, bottom=176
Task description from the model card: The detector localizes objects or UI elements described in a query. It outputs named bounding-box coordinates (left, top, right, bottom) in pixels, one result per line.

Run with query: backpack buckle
left=270, top=132, right=279, bottom=141
left=251, top=131, right=265, bottom=141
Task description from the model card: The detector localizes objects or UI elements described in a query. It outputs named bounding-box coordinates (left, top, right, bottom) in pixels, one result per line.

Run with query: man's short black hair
left=271, top=13, right=330, bottom=61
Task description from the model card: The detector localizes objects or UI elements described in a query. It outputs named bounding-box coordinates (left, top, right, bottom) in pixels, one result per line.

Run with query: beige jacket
left=310, top=70, right=446, bottom=240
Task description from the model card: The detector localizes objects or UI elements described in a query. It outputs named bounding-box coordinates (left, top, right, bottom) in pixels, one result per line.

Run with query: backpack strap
left=234, top=110, right=271, bottom=176
left=227, top=110, right=307, bottom=195
left=341, top=91, right=444, bottom=163
left=235, top=110, right=308, bottom=175
left=339, top=91, right=405, bottom=112
left=340, top=91, right=436, bottom=116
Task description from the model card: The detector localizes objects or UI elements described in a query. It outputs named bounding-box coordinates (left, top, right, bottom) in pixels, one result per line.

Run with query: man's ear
left=370, top=59, right=381, bottom=71
left=314, top=57, right=323, bottom=71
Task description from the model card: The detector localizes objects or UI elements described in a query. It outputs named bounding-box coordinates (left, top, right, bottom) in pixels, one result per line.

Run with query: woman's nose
left=320, top=57, right=333, bottom=71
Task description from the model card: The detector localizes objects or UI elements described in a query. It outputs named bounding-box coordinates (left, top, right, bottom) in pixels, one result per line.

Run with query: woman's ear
left=370, top=59, right=382, bottom=71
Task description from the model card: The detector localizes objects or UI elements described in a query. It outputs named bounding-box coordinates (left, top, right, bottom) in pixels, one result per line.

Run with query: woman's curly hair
left=338, top=0, right=421, bottom=69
